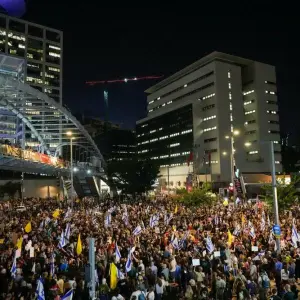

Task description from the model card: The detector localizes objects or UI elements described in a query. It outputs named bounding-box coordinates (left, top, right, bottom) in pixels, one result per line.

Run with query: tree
left=177, top=183, right=216, bottom=206
left=106, top=158, right=160, bottom=195
left=262, top=176, right=300, bottom=211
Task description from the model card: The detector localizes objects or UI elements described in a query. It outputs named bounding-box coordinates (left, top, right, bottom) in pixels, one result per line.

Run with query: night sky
left=24, top=2, right=299, bottom=142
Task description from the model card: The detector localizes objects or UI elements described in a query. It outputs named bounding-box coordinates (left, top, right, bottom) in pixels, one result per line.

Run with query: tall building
left=0, top=13, right=63, bottom=150
left=136, top=52, right=282, bottom=188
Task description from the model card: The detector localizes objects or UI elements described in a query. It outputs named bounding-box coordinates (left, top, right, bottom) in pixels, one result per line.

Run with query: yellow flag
left=227, top=230, right=234, bottom=246
left=76, top=234, right=82, bottom=255
left=24, top=222, right=32, bottom=233
left=52, top=209, right=60, bottom=219
left=174, top=205, right=178, bottom=214
left=110, top=263, right=118, bottom=290
left=16, top=237, right=23, bottom=250
left=223, top=199, right=228, bottom=206
left=241, top=214, right=246, bottom=225
left=0, top=239, right=4, bottom=244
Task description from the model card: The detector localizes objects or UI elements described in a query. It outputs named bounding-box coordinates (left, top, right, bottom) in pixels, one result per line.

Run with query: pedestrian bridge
left=0, top=54, right=108, bottom=197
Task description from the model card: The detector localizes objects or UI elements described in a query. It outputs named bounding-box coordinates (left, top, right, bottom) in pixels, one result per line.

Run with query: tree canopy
left=176, top=183, right=217, bottom=206
left=106, top=158, right=160, bottom=195
left=262, top=176, right=300, bottom=211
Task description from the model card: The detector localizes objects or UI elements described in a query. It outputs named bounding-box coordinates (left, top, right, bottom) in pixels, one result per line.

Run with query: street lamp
left=225, top=130, right=240, bottom=202
left=245, top=140, right=280, bottom=252
left=66, top=131, right=74, bottom=207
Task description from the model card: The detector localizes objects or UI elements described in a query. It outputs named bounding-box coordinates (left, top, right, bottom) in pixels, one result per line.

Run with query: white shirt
left=130, top=291, right=141, bottom=300
left=146, top=291, right=155, bottom=300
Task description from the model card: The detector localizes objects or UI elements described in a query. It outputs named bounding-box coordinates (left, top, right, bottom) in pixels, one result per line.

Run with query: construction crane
left=86, top=75, right=164, bottom=123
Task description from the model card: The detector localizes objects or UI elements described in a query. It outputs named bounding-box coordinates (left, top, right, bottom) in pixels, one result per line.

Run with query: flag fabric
left=174, top=205, right=178, bottom=214
left=10, top=252, right=17, bottom=278
left=50, top=254, right=55, bottom=277
left=125, top=254, right=132, bottom=272
left=164, top=213, right=173, bottom=225
left=110, top=263, right=118, bottom=290
left=149, top=215, right=159, bottom=228
left=261, top=216, right=266, bottom=231
left=233, top=224, right=241, bottom=236
left=76, top=234, right=82, bottom=255
left=58, top=231, right=66, bottom=249
left=223, top=198, right=229, bottom=206
left=171, top=236, right=180, bottom=250
left=115, top=243, right=121, bottom=262
left=64, top=223, right=71, bottom=241
left=52, top=209, right=60, bottom=219
left=267, top=215, right=271, bottom=227
left=227, top=230, right=234, bottom=246
left=292, top=225, right=299, bottom=247
left=24, top=221, right=32, bottom=233
left=61, top=289, right=74, bottom=300
left=133, top=225, right=142, bottom=236
left=117, top=268, right=125, bottom=280
left=249, top=227, right=256, bottom=239
left=32, top=262, right=36, bottom=274
left=64, top=208, right=72, bottom=220
left=122, top=212, right=129, bottom=226
left=16, top=237, right=23, bottom=250
left=104, top=214, right=111, bottom=227
left=36, top=278, right=45, bottom=300
left=206, top=236, right=214, bottom=253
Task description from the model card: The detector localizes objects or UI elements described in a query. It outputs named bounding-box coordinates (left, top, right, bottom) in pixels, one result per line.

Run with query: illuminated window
left=182, top=151, right=190, bottom=155
left=203, top=115, right=216, bottom=121
left=141, top=124, right=148, bottom=128
left=229, top=103, right=232, bottom=111
left=48, top=67, right=60, bottom=72
left=230, top=113, right=233, bottom=122
left=228, top=82, right=231, bottom=89
left=170, top=143, right=180, bottom=147
left=265, top=90, right=276, bottom=95
left=150, top=138, right=158, bottom=142
left=275, top=161, right=280, bottom=164
left=149, top=109, right=153, bottom=113
left=170, top=153, right=180, bottom=157
left=229, top=92, right=232, bottom=100
left=160, top=155, right=169, bottom=158
left=159, top=135, right=168, bottom=140
left=181, top=129, right=192, bottom=134
left=228, top=72, right=231, bottom=78
left=199, top=93, right=215, bottom=101
left=267, top=110, right=278, bottom=114
left=170, top=132, right=180, bottom=137
left=203, top=126, right=217, bottom=132
left=244, top=100, right=254, bottom=105
left=205, top=160, right=218, bottom=164
left=49, top=45, right=61, bottom=51
left=150, top=129, right=156, bottom=134
left=49, top=52, right=60, bottom=58
left=243, top=90, right=254, bottom=96
left=184, top=84, right=187, bottom=88
left=245, top=110, right=256, bottom=115
left=248, top=151, right=258, bottom=154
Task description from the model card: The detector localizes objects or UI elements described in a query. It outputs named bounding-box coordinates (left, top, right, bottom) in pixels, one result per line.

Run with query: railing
left=0, top=144, right=67, bottom=168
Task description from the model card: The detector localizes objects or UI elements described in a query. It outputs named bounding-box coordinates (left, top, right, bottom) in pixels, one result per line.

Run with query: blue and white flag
left=122, top=212, right=129, bottom=226
left=133, top=225, right=142, bottom=236
left=171, top=236, right=180, bottom=250
left=61, top=289, right=73, bottom=300
left=214, top=215, right=219, bottom=225
left=117, top=268, right=125, bottom=280
left=50, top=254, right=55, bottom=277
left=10, top=252, right=17, bottom=278
left=125, top=254, right=132, bottom=272
left=149, top=214, right=159, bottom=228
left=206, top=236, right=214, bottom=253
left=64, top=208, right=72, bottom=220
left=64, top=223, right=71, bottom=241
left=104, top=214, right=111, bottom=227
left=115, top=243, right=121, bottom=262
left=233, top=224, right=241, bottom=236
left=249, top=227, right=256, bottom=239
left=36, top=278, right=45, bottom=300
left=261, top=216, right=266, bottom=231
left=164, top=213, right=173, bottom=225
left=292, top=225, right=299, bottom=247
left=58, top=231, right=66, bottom=249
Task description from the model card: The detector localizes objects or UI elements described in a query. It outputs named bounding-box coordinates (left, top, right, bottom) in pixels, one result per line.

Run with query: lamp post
left=246, top=140, right=280, bottom=252
left=66, top=131, right=74, bottom=207
left=225, top=130, right=240, bottom=201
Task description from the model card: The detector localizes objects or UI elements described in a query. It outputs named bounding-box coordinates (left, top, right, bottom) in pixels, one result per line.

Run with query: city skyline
left=23, top=2, right=299, bottom=140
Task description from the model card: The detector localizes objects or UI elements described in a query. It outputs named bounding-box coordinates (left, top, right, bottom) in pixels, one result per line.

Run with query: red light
left=229, top=186, right=233, bottom=191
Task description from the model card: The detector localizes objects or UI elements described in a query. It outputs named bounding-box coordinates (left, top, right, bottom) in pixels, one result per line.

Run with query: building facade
left=136, top=52, right=282, bottom=188
left=0, top=13, right=63, bottom=151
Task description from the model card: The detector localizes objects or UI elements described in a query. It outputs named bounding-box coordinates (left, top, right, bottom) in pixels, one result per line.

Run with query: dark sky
left=24, top=2, right=299, bottom=141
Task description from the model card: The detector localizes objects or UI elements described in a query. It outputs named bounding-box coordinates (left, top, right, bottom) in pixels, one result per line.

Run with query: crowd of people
left=0, top=196, right=300, bottom=300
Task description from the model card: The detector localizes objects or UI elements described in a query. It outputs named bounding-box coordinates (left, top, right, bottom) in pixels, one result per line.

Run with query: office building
left=136, top=52, right=282, bottom=188
left=0, top=13, right=63, bottom=150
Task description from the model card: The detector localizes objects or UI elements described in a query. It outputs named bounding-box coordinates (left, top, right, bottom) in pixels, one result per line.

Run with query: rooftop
left=145, top=51, right=256, bottom=94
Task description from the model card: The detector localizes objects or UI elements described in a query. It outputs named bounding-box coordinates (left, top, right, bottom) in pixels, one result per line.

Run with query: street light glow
left=66, top=131, right=73, bottom=136
left=87, top=169, right=91, bottom=174
left=245, top=142, right=251, bottom=147
left=222, top=151, right=227, bottom=155
left=233, top=130, right=240, bottom=136
left=225, top=135, right=230, bottom=139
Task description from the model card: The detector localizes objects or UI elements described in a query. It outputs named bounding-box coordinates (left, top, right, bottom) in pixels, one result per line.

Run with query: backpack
left=261, top=275, right=270, bottom=289
left=138, top=293, right=146, bottom=300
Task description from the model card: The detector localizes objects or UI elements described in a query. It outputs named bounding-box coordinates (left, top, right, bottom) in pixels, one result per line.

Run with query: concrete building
left=136, top=52, right=281, bottom=189
left=0, top=13, right=63, bottom=150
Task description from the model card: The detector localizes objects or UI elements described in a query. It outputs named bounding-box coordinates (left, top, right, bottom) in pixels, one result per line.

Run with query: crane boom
left=86, top=75, right=164, bottom=86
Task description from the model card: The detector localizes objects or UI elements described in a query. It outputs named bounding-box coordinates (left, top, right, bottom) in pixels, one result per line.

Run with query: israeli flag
left=61, top=289, right=73, bottom=300
left=164, top=213, right=173, bottom=225
left=115, top=243, right=121, bottom=262
left=292, top=225, right=299, bottom=247
left=104, top=214, right=111, bottom=227
left=64, top=208, right=72, bottom=220
left=214, top=215, right=219, bottom=225
left=206, top=236, right=214, bottom=253
left=58, top=231, right=66, bottom=249
left=122, top=212, right=129, bottom=226
left=233, top=224, right=241, bottom=236
left=171, top=236, right=180, bottom=250
left=39, top=220, right=44, bottom=229
left=36, top=278, right=45, bottom=300
left=149, top=215, right=159, bottom=228
left=133, top=225, right=142, bottom=236
left=64, top=223, right=71, bottom=241
left=125, top=254, right=132, bottom=272
left=249, top=227, right=256, bottom=239
left=117, top=268, right=125, bottom=280
left=50, top=254, right=55, bottom=277
left=268, top=230, right=274, bottom=244
left=10, top=252, right=17, bottom=278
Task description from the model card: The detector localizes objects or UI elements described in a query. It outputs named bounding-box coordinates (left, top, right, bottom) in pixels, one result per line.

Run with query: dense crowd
left=0, top=196, right=300, bottom=300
